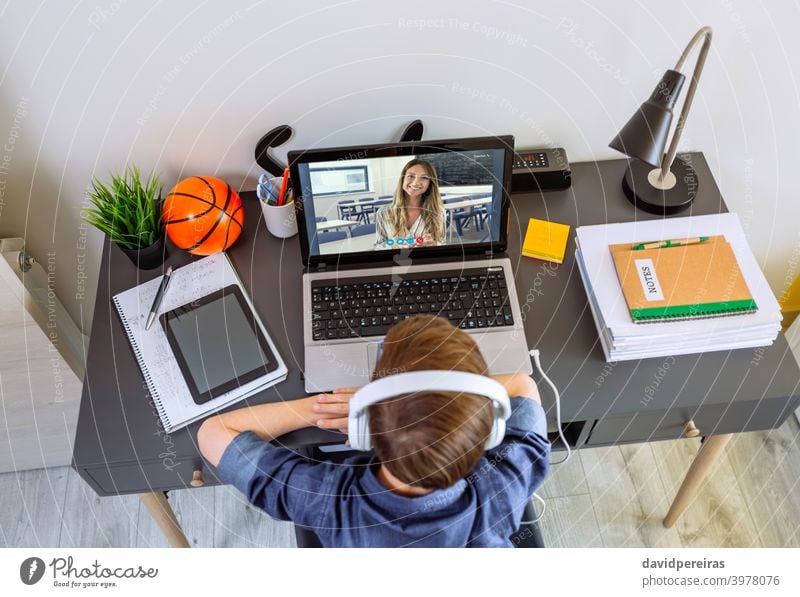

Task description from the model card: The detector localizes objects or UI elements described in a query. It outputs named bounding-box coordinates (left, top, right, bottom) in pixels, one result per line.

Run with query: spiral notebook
left=610, top=235, right=758, bottom=323
left=112, top=253, right=288, bottom=432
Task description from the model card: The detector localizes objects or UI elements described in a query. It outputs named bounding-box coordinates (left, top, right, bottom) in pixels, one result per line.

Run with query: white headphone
left=347, top=370, right=511, bottom=451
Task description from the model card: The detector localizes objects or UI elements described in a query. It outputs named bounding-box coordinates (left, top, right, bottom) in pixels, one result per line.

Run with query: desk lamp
left=609, top=26, right=712, bottom=214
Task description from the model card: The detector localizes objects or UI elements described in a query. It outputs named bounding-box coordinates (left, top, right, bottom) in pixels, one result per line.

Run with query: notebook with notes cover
left=112, top=253, right=287, bottom=432
left=610, top=235, right=758, bottom=323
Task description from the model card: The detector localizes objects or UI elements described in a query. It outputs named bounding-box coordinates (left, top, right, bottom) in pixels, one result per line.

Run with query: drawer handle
left=683, top=420, right=700, bottom=438
left=190, top=469, right=205, bottom=488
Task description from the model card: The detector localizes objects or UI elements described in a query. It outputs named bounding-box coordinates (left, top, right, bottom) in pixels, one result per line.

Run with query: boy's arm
left=198, top=395, right=346, bottom=467
left=491, top=373, right=541, bottom=403
left=199, top=395, right=354, bottom=527
left=483, top=374, right=550, bottom=503
left=312, top=376, right=540, bottom=433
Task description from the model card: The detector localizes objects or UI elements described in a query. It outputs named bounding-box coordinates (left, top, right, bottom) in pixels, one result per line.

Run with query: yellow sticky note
left=522, top=218, right=570, bottom=264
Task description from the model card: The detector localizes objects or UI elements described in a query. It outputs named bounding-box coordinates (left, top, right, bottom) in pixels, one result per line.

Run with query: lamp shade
left=609, top=69, right=686, bottom=167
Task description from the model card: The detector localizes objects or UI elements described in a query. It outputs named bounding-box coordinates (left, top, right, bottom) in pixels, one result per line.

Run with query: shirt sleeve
left=216, top=431, right=334, bottom=528
left=482, top=397, right=551, bottom=499
left=505, top=396, right=548, bottom=438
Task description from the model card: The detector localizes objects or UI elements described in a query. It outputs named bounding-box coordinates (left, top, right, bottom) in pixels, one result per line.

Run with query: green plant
left=83, top=166, right=163, bottom=250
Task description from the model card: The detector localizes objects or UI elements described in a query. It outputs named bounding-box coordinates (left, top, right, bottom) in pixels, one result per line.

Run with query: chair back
left=351, top=223, right=376, bottom=237
left=317, top=230, right=347, bottom=243
left=338, top=199, right=357, bottom=220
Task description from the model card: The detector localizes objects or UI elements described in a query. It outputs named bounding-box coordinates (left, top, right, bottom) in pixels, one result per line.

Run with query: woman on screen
left=374, top=159, right=446, bottom=248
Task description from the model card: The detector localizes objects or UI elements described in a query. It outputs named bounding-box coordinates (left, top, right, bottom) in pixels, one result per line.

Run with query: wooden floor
left=2, top=416, right=799, bottom=548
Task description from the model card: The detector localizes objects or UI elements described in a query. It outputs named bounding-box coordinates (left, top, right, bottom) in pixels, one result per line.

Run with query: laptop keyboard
left=311, top=268, right=514, bottom=341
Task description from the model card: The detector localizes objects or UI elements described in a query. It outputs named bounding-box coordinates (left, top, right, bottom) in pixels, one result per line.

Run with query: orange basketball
left=163, top=176, right=244, bottom=255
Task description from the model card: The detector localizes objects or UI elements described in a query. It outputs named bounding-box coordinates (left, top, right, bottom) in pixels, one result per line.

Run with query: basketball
left=163, top=176, right=244, bottom=255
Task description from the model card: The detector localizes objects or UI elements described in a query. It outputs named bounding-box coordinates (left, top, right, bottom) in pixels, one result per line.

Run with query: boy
left=198, top=314, right=550, bottom=547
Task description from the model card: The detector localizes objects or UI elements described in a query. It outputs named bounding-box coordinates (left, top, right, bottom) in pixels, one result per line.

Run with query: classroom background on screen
left=299, top=149, right=504, bottom=256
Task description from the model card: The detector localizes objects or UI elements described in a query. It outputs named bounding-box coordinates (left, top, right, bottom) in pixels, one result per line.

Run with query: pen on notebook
left=631, top=236, right=709, bottom=251
left=277, top=167, right=290, bottom=206
left=145, top=265, right=174, bottom=330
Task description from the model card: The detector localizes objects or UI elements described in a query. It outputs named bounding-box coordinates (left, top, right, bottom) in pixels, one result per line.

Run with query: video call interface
left=295, top=148, right=506, bottom=257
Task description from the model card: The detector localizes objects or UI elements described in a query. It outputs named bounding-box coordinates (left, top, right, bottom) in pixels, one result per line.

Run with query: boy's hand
left=312, top=387, right=359, bottom=434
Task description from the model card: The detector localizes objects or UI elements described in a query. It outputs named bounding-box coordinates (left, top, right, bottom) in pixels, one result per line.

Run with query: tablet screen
left=161, top=285, right=276, bottom=404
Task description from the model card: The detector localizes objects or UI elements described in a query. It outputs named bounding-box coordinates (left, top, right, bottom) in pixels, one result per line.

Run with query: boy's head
left=369, top=315, right=494, bottom=489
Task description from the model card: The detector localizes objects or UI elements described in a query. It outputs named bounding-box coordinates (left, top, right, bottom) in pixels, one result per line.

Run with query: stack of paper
left=575, top=213, right=782, bottom=362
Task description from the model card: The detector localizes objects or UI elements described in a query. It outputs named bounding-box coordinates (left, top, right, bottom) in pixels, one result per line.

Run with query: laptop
left=288, top=135, right=533, bottom=392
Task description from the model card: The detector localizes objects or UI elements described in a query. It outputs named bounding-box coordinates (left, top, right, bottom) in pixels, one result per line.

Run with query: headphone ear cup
left=485, top=418, right=505, bottom=450
left=359, top=414, right=372, bottom=451
left=348, top=408, right=372, bottom=451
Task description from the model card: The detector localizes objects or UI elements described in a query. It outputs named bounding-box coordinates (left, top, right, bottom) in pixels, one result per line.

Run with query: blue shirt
left=217, top=397, right=551, bottom=547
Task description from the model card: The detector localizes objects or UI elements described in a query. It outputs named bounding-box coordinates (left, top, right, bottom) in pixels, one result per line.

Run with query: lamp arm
left=658, top=26, right=713, bottom=180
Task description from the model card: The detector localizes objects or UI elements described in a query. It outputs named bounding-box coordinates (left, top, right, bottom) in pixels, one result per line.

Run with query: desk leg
left=139, top=491, right=190, bottom=548
left=663, top=433, right=733, bottom=528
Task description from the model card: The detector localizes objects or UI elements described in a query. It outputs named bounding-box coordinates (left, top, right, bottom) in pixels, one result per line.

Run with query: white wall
left=1, top=0, right=798, bottom=333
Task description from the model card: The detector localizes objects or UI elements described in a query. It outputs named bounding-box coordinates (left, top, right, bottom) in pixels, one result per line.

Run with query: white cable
left=532, top=492, right=546, bottom=522
left=519, top=491, right=547, bottom=525
left=529, top=348, right=572, bottom=465
left=517, top=348, right=568, bottom=527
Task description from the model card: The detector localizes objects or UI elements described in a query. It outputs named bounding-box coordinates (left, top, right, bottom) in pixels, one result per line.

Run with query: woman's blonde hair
left=385, top=159, right=444, bottom=243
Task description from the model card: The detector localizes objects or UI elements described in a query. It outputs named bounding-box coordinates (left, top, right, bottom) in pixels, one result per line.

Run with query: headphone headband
left=348, top=370, right=511, bottom=451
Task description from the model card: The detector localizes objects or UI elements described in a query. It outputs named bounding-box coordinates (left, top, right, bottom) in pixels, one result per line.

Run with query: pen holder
left=259, top=176, right=298, bottom=239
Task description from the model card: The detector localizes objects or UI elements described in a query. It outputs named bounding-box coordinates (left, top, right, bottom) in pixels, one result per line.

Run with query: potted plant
left=83, top=166, right=166, bottom=269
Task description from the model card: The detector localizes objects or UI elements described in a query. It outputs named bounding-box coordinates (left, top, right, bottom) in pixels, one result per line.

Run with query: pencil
left=278, top=167, right=290, bottom=206
left=631, top=236, right=709, bottom=251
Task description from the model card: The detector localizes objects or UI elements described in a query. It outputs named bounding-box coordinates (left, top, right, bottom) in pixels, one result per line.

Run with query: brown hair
left=369, top=315, right=494, bottom=489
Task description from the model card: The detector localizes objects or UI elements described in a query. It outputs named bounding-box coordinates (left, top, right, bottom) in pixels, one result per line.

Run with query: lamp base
left=621, top=156, right=698, bottom=215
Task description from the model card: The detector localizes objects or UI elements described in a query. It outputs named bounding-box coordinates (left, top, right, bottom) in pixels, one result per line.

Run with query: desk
left=316, top=219, right=359, bottom=234
left=442, top=196, right=492, bottom=210
left=336, top=197, right=386, bottom=221
left=349, top=197, right=383, bottom=205
left=73, top=153, right=800, bottom=547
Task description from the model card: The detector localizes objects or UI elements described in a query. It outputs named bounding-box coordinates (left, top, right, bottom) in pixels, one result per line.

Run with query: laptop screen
left=288, top=136, right=513, bottom=266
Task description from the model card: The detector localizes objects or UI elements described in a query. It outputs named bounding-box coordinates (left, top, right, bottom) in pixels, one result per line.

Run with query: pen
left=259, top=183, right=279, bottom=205
left=277, top=167, right=290, bottom=206
left=145, top=265, right=174, bottom=330
left=631, top=236, right=709, bottom=251
left=257, top=176, right=280, bottom=205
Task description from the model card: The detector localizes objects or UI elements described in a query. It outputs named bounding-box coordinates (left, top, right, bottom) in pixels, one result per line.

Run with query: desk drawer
left=84, top=459, right=220, bottom=495
left=585, top=399, right=788, bottom=446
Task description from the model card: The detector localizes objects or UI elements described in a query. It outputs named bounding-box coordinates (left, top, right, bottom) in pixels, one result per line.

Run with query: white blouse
left=373, top=206, right=445, bottom=248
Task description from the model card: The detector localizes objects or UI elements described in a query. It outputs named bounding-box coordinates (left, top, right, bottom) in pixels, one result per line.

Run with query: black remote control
left=511, top=147, right=571, bottom=192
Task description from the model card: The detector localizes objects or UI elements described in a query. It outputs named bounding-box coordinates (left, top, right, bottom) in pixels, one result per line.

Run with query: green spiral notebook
left=610, top=236, right=758, bottom=323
